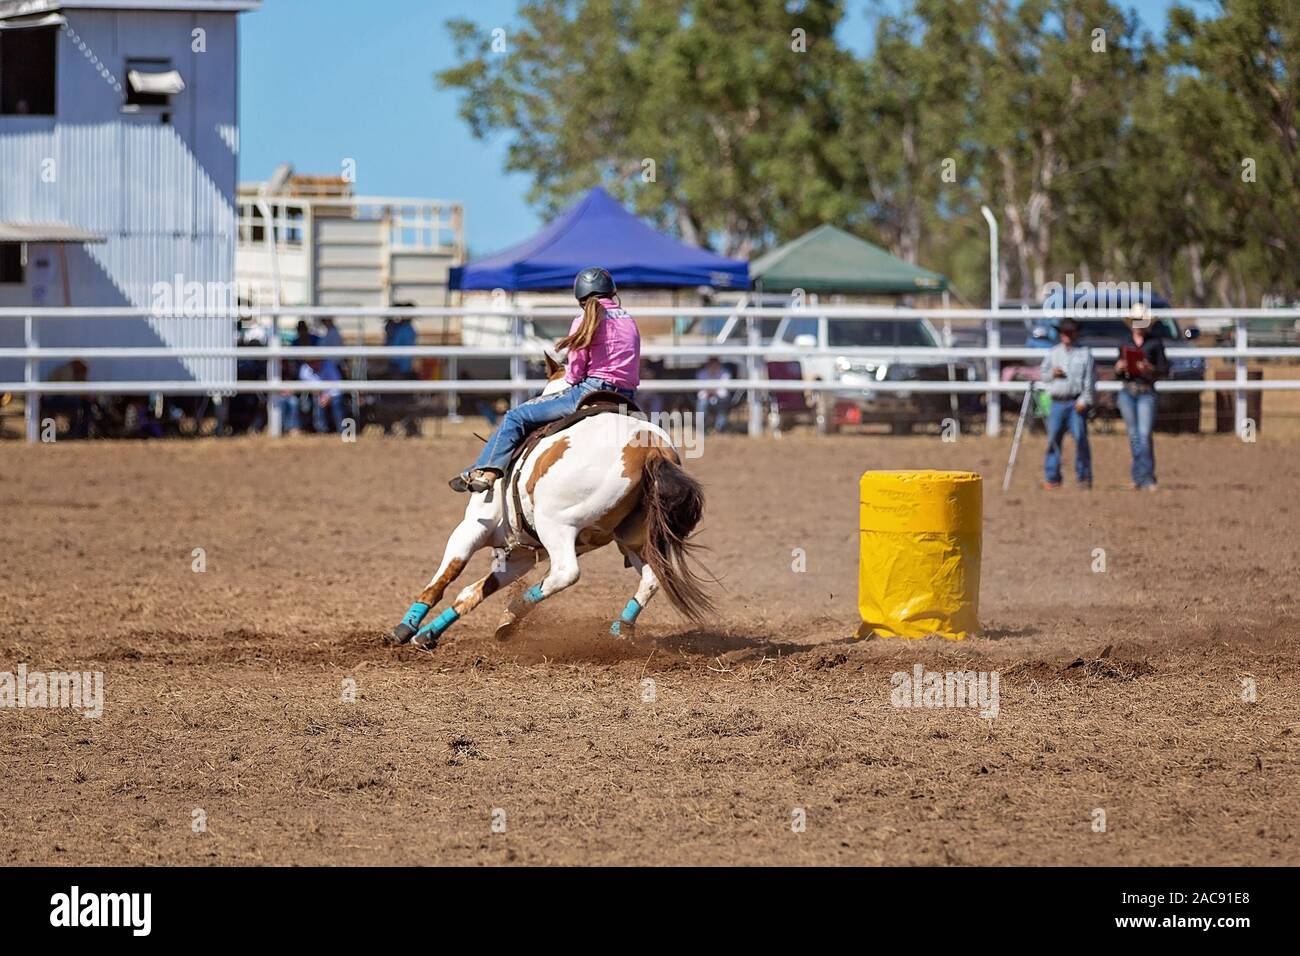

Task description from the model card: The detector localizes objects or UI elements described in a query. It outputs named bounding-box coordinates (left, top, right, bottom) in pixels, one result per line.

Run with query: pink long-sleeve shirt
left=564, top=297, right=640, bottom=389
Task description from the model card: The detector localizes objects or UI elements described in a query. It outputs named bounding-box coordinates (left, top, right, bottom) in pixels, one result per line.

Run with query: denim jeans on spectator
left=1044, top=398, right=1091, bottom=484
left=470, top=376, right=636, bottom=474
left=1117, top=387, right=1158, bottom=487
left=312, top=394, right=343, bottom=433
left=279, top=394, right=300, bottom=432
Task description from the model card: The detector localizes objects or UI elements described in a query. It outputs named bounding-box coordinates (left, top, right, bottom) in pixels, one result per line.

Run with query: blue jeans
left=1117, top=387, right=1157, bottom=487
left=470, top=376, right=636, bottom=474
left=1044, top=399, right=1091, bottom=484
left=279, top=394, right=301, bottom=432
left=313, top=393, right=343, bottom=433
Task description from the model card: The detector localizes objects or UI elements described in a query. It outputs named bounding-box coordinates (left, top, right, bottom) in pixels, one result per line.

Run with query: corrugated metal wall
left=0, top=9, right=241, bottom=385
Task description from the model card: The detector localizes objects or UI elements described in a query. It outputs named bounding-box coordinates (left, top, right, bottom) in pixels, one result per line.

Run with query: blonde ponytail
left=557, top=295, right=607, bottom=352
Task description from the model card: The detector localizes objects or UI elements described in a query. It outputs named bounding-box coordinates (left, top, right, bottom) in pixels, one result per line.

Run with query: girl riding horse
left=392, top=277, right=711, bottom=647
left=450, top=266, right=640, bottom=493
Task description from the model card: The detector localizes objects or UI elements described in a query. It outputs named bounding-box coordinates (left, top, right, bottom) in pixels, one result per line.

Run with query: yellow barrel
left=857, top=470, right=982, bottom=640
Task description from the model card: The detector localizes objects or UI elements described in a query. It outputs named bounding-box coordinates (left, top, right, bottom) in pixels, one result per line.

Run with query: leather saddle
left=501, top=391, right=644, bottom=549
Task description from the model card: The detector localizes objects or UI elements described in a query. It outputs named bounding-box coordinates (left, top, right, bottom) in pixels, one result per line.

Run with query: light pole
left=980, top=205, right=1001, bottom=437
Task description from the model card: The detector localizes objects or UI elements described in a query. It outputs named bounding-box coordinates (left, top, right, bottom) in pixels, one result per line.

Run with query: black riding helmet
left=574, top=267, right=616, bottom=302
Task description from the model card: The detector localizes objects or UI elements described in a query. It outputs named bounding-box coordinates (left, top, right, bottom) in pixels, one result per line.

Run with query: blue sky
left=239, top=0, right=1184, bottom=258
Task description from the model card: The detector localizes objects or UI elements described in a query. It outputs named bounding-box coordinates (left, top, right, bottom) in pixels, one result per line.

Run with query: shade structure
left=751, top=224, right=947, bottom=295
left=450, top=187, right=749, bottom=292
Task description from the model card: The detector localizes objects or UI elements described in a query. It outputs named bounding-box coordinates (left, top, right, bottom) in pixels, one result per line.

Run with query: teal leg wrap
left=523, top=584, right=544, bottom=604
left=401, top=602, right=431, bottom=631
left=414, top=607, right=460, bottom=642
left=609, top=599, right=642, bottom=637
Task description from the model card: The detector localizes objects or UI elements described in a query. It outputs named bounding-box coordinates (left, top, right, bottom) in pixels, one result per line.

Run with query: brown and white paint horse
left=390, top=357, right=713, bottom=649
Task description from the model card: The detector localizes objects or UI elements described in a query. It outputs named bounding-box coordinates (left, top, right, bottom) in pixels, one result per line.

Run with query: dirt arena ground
left=2, top=427, right=1298, bottom=866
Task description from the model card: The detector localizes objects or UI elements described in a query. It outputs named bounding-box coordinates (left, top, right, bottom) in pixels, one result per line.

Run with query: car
left=809, top=317, right=983, bottom=434
left=667, top=300, right=983, bottom=434
left=1003, top=292, right=1205, bottom=432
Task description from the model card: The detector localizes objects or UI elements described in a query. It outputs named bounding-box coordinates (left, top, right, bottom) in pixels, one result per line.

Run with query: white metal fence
left=4, top=305, right=1299, bottom=443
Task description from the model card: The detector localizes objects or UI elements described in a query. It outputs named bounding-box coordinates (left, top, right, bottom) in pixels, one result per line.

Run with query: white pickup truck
left=685, top=304, right=981, bottom=433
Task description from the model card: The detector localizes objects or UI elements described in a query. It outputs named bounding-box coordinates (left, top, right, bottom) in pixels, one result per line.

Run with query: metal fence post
left=985, top=317, right=1001, bottom=437
left=1235, top=316, right=1248, bottom=436
left=448, top=355, right=460, bottom=421
left=981, top=205, right=1002, bottom=437
left=815, top=309, right=828, bottom=435
left=446, top=313, right=461, bottom=421
left=267, top=312, right=282, bottom=437
left=510, top=311, right=526, bottom=407
left=746, top=315, right=763, bottom=436
left=24, top=314, right=38, bottom=444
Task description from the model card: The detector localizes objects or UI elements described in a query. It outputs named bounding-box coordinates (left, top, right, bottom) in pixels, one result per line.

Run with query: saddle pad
left=503, top=393, right=645, bottom=547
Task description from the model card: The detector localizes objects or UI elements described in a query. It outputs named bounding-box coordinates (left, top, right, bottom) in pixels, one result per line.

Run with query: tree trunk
left=1185, top=243, right=1207, bottom=306
left=998, top=150, right=1034, bottom=301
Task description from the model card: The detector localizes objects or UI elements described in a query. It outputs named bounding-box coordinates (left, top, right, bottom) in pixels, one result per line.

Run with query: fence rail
left=5, top=305, right=1299, bottom=442
left=5, top=377, right=1294, bottom=395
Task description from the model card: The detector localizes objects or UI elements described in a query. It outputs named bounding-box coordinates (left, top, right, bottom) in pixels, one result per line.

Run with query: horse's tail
left=641, top=448, right=716, bottom=622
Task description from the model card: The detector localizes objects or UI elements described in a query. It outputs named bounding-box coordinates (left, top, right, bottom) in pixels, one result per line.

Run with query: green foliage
left=438, top=0, right=1300, bottom=304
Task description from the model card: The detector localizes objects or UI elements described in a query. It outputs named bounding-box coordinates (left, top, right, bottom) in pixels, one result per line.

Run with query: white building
left=0, top=0, right=259, bottom=386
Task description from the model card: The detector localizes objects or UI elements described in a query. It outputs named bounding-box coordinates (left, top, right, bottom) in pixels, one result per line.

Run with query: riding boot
left=449, top=469, right=501, bottom=493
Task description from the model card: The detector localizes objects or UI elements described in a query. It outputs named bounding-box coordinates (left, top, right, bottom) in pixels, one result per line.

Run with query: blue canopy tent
left=449, top=187, right=749, bottom=292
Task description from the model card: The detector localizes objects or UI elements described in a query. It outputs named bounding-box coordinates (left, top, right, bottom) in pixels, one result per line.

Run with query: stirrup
left=449, top=469, right=499, bottom=494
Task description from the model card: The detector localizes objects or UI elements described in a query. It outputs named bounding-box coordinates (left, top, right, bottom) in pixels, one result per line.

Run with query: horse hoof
left=389, top=622, right=417, bottom=645
left=411, top=631, right=439, bottom=651
left=609, top=620, right=636, bottom=642
left=494, top=619, right=516, bottom=642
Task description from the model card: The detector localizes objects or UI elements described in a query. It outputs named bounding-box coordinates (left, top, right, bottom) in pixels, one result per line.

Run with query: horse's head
left=541, top=352, right=568, bottom=396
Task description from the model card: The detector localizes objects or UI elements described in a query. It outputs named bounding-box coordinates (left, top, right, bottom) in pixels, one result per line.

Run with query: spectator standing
left=1115, top=304, right=1171, bottom=491
left=232, top=325, right=267, bottom=434
left=278, top=321, right=315, bottom=433
left=319, top=316, right=343, bottom=381
left=1038, top=318, right=1095, bottom=490
left=385, top=309, right=417, bottom=376
left=294, top=319, right=317, bottom=348
left=299, top=360, right=343, bottom=433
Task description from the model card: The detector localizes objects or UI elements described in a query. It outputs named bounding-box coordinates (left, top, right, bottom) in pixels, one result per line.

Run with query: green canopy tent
left=748, top=224, right=957, bottom=431
left=750, top=224, right=948, bottom=295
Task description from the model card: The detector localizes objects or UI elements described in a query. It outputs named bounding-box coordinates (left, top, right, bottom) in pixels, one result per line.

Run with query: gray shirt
left=1038, top=343, right=1096, bottom=407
